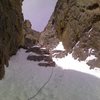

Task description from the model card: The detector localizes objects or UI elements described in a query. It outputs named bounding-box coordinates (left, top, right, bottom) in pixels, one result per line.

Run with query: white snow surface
left=53, top=42, right=65, bottom=51
left=0, top=43, right=100, bottom=100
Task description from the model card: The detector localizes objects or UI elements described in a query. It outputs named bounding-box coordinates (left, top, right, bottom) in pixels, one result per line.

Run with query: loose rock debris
left=26, top=46, right=55, bottom=67
left=26, top=46, right=66, bottom=67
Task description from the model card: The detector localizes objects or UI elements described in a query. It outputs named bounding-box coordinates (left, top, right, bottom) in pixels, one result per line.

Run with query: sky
left=22, top=0, right=58, bottom=32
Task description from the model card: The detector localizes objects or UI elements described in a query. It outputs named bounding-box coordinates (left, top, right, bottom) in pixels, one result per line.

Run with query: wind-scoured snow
left=0, top=42, right=100, bottom=100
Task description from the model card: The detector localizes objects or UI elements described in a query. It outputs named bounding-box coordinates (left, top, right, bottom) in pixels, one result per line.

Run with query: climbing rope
left=28, top=67, right=54, bottom=100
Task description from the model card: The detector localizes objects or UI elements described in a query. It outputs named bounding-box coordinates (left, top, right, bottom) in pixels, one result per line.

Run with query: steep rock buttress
left=53, top=0, right=100, bottom=68
left=0, top=0, right=24, bottom=79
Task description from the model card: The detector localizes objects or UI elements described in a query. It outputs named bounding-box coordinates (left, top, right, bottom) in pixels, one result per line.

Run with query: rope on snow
left=28, top=67, right=54, bottom=100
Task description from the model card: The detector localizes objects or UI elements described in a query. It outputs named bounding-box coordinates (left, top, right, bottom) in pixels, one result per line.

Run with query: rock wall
left=0, top=0, right=24, bottom=79
left=23, top=20, right=40, bottom=48
left=53, top=0, right=100, bottom=68
left=39, top=14, right=59, bottom=50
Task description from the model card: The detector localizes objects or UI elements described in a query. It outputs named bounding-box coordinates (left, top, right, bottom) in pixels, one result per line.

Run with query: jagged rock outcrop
left=53, top=0, right=100, bottom=68
left=23, top=20, right=40, bottom=48
left=39, top=15, right=59, bottom=50
left=0, top=0, right=24, bottom=79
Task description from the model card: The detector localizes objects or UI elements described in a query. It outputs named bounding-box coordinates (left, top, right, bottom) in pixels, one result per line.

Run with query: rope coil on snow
left=28, top=67, right=54, bottom=100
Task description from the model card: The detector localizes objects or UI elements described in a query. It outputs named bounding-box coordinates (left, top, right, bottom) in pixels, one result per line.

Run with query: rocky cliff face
left=39, top=14, right=59, bottom=49
left=23, top=20, right=40, bottom=48
left=53, top=0, right=100, bottom=68
left=0, top=0, right=24, bottom=79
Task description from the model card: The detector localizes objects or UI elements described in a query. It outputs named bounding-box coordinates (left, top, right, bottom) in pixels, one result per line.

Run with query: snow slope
left=0, top=43, right=100, bottom=100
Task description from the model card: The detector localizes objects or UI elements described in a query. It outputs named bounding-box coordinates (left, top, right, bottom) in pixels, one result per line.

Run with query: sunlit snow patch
left=88, top=48, right=95, bottom=54
left=53, top=42, right=100, bottom=78
left=53, top=42, right=65, bottom=51
left=85, top=55, right=97, bottom=63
